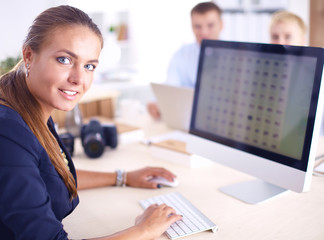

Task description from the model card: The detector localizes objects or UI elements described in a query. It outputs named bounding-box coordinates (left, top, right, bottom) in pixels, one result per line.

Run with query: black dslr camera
left=81, top=119, right=118, bottom=158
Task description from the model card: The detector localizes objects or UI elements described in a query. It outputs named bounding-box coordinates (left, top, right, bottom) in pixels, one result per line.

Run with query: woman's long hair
left=0, top=5, right=103, bottom=199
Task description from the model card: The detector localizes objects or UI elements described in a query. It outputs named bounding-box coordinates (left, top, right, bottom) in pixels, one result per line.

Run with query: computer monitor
left=187, top=40, right=324, bottom=204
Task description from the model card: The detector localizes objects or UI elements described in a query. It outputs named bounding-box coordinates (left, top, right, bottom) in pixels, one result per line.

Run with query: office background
left=1, top=2, right=324, bottom=238
left=0, top=0, right=311, bottom=81
left=0, top=0, right=322, bottom=116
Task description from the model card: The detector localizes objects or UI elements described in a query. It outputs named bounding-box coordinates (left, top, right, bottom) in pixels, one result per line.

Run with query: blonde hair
left=0, top=5, right=103, bottom=199
left=270, top=10, right=307, bottom=36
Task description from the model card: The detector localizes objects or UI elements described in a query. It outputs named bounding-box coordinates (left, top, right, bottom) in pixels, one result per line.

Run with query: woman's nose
left=68, top=65, right=84, bottom=85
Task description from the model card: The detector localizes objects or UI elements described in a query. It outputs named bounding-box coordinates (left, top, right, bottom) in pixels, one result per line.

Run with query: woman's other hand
left=126, top=167, right=176, bottom=189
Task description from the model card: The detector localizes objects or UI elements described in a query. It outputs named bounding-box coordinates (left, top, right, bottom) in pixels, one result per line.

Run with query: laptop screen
left=190, top=40, right=324, bottom=171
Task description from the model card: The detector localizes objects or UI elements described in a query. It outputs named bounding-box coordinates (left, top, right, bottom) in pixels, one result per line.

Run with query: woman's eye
left=285, top=34, right=292, bottom=40
left=271, top=35, right=279, bottom=41
left=85, top=64, right=96, bottom=71
left=57, top=57, right=71, bottom=64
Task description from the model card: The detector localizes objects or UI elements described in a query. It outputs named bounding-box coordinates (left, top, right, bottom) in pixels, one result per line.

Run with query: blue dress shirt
left=165, top=42, right=200, bottom=88
left=0, top=105, right=79, bottom=239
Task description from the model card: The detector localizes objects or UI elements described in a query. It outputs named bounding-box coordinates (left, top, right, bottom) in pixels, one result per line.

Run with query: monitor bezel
left=190, top=40, right=324, bottom=172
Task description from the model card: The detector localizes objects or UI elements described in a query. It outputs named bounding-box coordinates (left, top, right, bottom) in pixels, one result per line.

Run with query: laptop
left=151, top=83, right=194, bottom=132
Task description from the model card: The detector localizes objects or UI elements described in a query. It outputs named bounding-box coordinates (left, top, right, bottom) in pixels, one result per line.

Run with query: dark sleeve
left=0, top=121, right=69, bottom=240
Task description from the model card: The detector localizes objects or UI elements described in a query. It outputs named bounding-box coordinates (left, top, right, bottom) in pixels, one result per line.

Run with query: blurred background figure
left=269, top=10, right=307, bottom=46
left=165, top=1, right=223, bottom=88
left=269, top=10, right=324, bottom=135
left=147, top=1, right=223, bottom=120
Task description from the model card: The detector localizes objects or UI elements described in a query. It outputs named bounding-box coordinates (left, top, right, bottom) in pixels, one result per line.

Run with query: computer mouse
left=149, top=176, right=179, bottom=187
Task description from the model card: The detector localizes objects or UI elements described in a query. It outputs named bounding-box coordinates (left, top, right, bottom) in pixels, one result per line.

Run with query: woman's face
left=24, top=25, right=102, bottom=120
left=270, top=20, right=305, bottom=46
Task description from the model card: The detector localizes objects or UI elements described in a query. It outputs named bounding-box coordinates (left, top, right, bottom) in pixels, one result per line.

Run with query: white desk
left=63, top=117, right=324, bottom=240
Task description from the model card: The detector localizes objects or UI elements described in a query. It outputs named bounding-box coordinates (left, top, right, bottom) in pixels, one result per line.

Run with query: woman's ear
left=22, top=46, right=33, bottom=65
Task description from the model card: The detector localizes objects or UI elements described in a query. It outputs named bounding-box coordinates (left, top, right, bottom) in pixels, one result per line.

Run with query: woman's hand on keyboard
left=126, top=167, right=176, bottom=189
left=135, top=203, right=182, bottom=239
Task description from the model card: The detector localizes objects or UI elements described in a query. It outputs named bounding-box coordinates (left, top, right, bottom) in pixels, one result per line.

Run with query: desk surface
left=63, top=116, right=324, bottom=240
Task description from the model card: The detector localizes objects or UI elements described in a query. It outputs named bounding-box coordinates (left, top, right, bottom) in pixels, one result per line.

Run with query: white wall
left=0, top=0, right=310, bottom=82
left=68, top=0, right=202, bottom=83
left=217, top=0, right=309, bottom=44
left=0, top=0, right=66, bottom=59
left=88, top=0, right=310, bottom=83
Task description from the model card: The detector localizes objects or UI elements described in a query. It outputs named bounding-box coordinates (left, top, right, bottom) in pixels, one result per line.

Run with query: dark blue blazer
left=0, top=105, right=79, bottom=239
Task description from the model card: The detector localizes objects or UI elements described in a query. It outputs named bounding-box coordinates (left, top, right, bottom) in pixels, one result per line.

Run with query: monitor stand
left=219, top=179, right=288, bottom=204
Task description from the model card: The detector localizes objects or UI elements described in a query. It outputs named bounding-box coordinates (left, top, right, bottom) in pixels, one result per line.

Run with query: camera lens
left=83, top=132, right=105, bottom=158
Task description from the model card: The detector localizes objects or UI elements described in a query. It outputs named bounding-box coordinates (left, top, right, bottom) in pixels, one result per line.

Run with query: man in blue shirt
left=148, top=1, right=223, bottom=119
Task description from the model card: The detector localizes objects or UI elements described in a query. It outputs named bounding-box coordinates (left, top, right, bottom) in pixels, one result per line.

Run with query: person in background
left=269, top=10, right=324, bottom=135
left=269, top=10, right=307, bottom=46
left=0, top=5, right=181, bottom=239
left=147, top=1, right=223, bottom=119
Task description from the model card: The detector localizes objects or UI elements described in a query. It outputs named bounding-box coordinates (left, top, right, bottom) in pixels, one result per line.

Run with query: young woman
left=269, top=10, right=307, bottom=46
left=0, top=5, right=181, bottom=239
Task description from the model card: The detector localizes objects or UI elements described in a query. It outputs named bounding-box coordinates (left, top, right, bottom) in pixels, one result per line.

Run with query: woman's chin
left=57, top=104, right=77, bottom=112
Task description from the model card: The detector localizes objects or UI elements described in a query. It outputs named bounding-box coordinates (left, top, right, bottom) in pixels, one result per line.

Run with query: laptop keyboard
left=139, top=192, right=218, bottom=239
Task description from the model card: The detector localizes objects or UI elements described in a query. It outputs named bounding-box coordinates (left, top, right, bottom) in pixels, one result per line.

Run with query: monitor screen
left=188, top=40, right=324, bottom=204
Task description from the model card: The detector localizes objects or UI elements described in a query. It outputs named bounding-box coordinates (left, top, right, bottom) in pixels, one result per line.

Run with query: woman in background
left=0, top=5, right=181, bottom=239
left=269, top=10, right=307, bottom=46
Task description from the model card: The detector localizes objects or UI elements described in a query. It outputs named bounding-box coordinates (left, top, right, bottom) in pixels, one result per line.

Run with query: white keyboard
left=139, top=192, right=218, bottom=239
